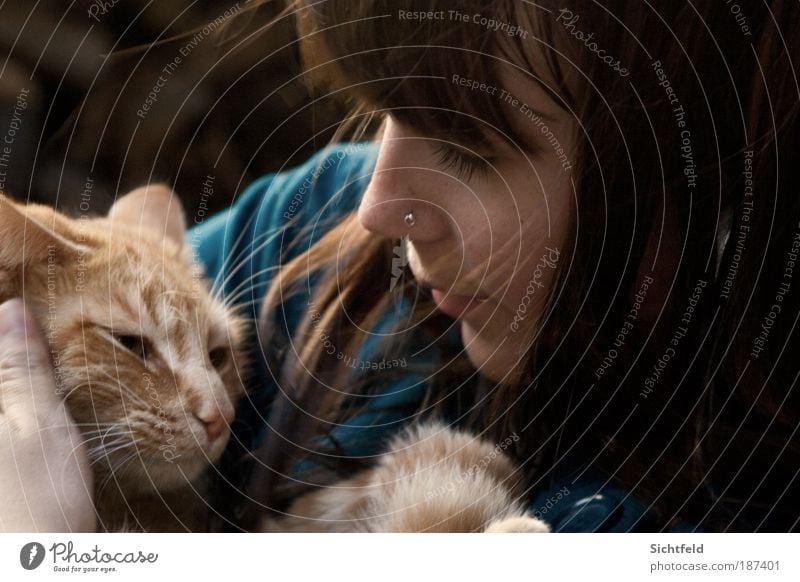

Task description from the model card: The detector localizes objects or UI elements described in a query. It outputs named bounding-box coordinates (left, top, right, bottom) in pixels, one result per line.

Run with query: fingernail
left=0, top=298, right=28, bottom=336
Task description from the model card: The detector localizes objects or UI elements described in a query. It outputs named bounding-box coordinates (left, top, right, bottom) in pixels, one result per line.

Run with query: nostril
left=193, top=396, right=234, bottom=446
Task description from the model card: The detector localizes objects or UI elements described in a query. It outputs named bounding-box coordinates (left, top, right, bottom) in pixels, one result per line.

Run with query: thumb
left=0, top=298, right=60, bottom=430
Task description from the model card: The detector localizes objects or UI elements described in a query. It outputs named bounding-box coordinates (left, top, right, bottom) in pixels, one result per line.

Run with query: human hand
left=0, top=298, right=96, bottom=532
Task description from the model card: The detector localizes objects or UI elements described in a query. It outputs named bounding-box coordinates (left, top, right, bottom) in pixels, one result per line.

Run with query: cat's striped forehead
left=82, top=224, right=238, bottom=347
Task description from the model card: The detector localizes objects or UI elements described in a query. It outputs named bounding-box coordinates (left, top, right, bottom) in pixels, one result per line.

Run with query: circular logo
left=19, top=542, right=46, bottom=570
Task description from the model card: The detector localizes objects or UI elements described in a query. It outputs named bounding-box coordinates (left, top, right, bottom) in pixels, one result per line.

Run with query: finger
left=0, top=298, right=59, bottom=428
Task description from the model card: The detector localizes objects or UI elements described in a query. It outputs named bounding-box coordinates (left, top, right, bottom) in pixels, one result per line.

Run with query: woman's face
left=357, top=67, right=576, bottom=382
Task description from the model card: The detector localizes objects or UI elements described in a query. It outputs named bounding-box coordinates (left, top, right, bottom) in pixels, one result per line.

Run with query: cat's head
left=0, top=186, right=247, bottom=495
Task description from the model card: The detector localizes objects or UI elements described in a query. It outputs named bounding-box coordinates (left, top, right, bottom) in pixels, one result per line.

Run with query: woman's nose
left=357, top=124, right=451, bottom=241
left=357, top=184, right=448, bottom=241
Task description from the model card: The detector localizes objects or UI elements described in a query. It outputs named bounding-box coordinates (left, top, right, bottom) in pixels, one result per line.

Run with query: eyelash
left=432, top=143, right=493, bottom=181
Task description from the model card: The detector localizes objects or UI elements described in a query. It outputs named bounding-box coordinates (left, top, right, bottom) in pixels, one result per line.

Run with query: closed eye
left=110, top=333, right=154, bottom=363
left=432, top=142, right=495, bottom=181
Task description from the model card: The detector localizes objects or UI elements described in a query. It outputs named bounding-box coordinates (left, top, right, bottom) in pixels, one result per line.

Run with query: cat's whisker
left=96, top=455, right=131, bottom=500
left=218, top=271, right=275, bottom=308
left=215, top=259, right=281, bottom=307
left=94, top=369, right=150, bottom=408
left=215, top=258, right=307, bottom=313
left=214, top=263, right=282, bottom=310
left=221, top=289, right=272, bottom=313
left=96, top=447, right=146, bottom=500
left=63, top=380, right=148, bottom=412
left=82, top=426, right=136, bottom=460
left=80, top=429, right=129, bottom=449
left=85, top=385, right=147, bottom=414
left=93, top=440, right=140, bottom=464
left=29, top=421, right=120, bottom=436
left=216, top=296, right=268, bottom=317
left=85, top=374, right=150, bottom=409
left=91, top=438, right=142, bottom=473
left=82, top=424, right=133, bottom=443
left=209, top=227, right=285, bottom=301
left=206, top=209, right=266, bottom=298
left=54, top=426, right=115, bottom=476
left=86, top=439, right=131, bottom=464
left=61, top=382, right=91, bottom=402
left=96, top=422, right=125, bottom=439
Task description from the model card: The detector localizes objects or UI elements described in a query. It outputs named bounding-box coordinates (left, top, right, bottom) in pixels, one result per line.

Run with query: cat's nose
left=194, top=403, right=233, bottom=445
left=198, top=412, right=227, bottom=444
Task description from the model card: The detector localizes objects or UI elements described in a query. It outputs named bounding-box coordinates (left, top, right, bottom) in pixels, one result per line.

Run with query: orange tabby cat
left=0, top=186, right=247, bottom=532
left=264, top=422, right=550, bottom=533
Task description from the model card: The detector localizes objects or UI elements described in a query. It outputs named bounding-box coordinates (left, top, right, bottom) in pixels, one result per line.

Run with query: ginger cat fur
left=264, top=423, right=550, bottom=533
left=0, top=186, right=247, bottom=532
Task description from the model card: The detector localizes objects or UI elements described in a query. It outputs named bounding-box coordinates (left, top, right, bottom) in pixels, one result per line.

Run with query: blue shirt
left=189, top=142, right=687, bottom=532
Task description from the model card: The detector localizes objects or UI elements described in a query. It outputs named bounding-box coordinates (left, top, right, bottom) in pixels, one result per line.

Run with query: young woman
left=1, top=0, right=798, bottom=532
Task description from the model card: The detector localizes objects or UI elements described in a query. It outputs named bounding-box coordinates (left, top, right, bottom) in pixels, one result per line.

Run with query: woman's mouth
left=430, top=288, right=488, bottom=319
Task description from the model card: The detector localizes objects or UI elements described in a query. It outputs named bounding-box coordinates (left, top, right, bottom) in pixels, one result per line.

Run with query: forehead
left=490, top=62, right=575, bottom=150
left=311, top=2, right=580, bottom=150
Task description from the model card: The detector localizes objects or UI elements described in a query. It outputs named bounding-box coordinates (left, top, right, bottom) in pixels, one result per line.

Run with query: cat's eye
left=112, top=334, right=152, bottom=362
left=209, top=347, right=228, bottom=369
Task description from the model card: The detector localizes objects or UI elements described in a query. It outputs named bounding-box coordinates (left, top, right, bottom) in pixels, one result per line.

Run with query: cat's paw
left=485, top=515, right=550, bottom=533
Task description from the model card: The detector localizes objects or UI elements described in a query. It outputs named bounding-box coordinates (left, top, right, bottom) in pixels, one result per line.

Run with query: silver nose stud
left=404, top=211, right=416, bottom=227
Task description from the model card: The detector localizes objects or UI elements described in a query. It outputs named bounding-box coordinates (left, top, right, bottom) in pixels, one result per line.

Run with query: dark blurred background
left=0, top=0, right=345, bottom=220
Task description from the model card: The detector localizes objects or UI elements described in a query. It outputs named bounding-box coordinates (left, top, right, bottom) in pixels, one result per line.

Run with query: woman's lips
left=430, top=288, right=487, bottom=319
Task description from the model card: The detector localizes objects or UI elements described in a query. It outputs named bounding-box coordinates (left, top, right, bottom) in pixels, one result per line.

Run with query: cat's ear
left=0, top=194, right=84, bottom=267
left=107, top=185, right=186, bottom=247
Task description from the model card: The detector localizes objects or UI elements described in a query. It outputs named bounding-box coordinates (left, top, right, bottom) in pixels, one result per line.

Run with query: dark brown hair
left=231, top=0, right=800, bottom=532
